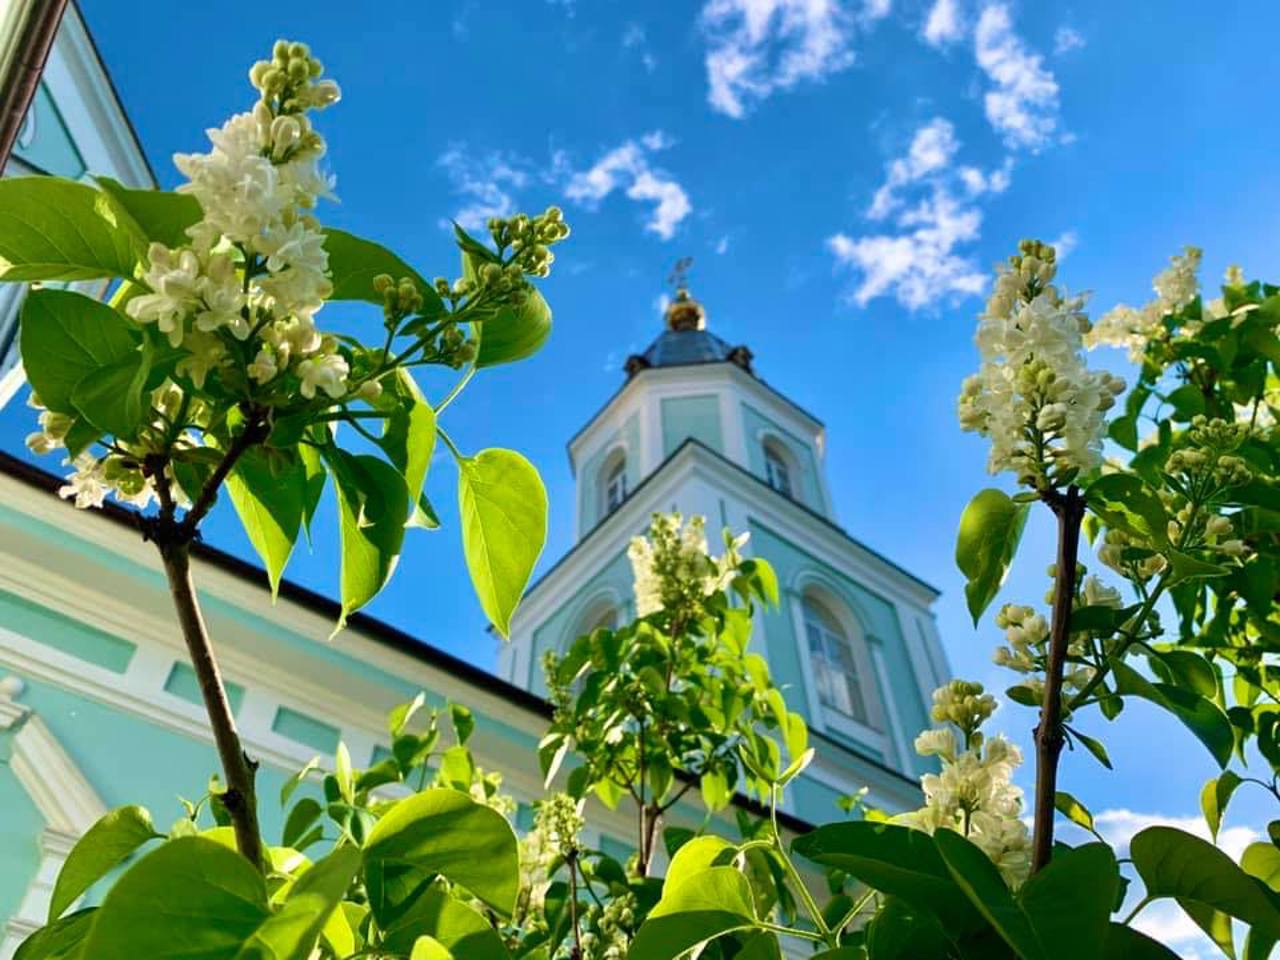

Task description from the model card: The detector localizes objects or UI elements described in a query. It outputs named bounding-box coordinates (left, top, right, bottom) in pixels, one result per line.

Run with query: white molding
left=0, top=678, right=107, bottom=960
left=870, top=644, right=913, bottom=772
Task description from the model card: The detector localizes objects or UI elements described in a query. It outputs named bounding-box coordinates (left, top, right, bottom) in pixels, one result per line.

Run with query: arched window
left=763, top=440, right=793, bottom=498
left=587, top=606, right=617, bottom=632
left=601, top=449, right=628, bottom=516
left=803, top=595, right=870, bottom=725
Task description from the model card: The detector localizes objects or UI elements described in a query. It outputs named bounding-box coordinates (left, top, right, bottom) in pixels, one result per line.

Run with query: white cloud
left=623, top=22, right=658, bottom=72
left=437, top=147, right=529, bottom=232
left=1053, top=25, right=1086, bottom=55
left=867, top=117, right=960, bottom=219
left=700, top=0, right=858, bottom=118
left=922, top=0, right=964, bottom=47
left=714, top=234, right=731, bottom=254
left=829, top=116, right=1012, bottom=310
left=1048, top=229, right=1077, bottom=261
left=565, top=134, right=692, bottom=240
left=975, top=4, right=1060, bottom=151
left=1089, top=808, right=1260, bottom=861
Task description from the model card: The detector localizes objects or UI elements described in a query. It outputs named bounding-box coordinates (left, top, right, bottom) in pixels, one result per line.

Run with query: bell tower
left=502, top=267, right=950, bottom=820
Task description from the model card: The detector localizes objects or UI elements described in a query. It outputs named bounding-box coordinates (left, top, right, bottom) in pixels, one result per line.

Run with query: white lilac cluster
left=515, top=794, right=581, bottom=925
left=958, top=240, right=1125, bottom=488
left=31, top=42, right=351, bottom=511
left=628, top=512, right=747, bottom=619
left=127, top=41, right=344, bottom=400
left=992, top=573, right=1121, bottom=702
left=1086, top=246, right=1203, bottom=361
left=30, top=386, right=197, bottom=511
left=902, top=680, right=1031, bottom=887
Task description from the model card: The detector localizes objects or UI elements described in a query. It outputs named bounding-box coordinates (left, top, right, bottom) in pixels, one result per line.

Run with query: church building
left=503, top=283, right=949, bottom=819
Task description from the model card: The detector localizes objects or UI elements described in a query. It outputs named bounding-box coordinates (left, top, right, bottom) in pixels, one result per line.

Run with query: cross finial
left=667, top=256, right=693, bottom=295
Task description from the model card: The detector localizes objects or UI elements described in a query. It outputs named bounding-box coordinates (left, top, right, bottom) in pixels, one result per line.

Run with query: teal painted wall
left=661, top=395, right=723, bottom=457
left=747, top=522, right=932, bottom=777
left=0, top=759, right=42, bottom=924
left=528, top=547, right=634, bottom=696
left=13, top=83, right=87, bottom=178
left=0, top=590, right=135, bottom=674
left=741, top=404, right=822, bottom=512
left=577, top=414, right=641, bottom=532
left=790, top=772, right=850, bottom=823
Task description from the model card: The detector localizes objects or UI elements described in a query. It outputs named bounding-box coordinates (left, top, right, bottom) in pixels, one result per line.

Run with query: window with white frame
left=603, top=455, right=628, bottom=515
left=763, top=441, right=793, bottom=498
left=803, top=595, right=870, bottom=726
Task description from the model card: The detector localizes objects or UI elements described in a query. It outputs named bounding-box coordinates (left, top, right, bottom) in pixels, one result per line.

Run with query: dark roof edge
left=527, top=436, right=941, bottom=603
left=0, top=450, right=829, bottom=830
left=565, top=359, right=825, bottom=470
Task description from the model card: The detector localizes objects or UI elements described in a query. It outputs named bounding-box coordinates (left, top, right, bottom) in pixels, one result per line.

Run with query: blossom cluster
left=514, top=793, right=583, bottom=926
left=1086, top=247, right=1204, bottom=361
left=628, top=512, right=748, bottom=619
left=27, top=41, right=358, bottom=511
left=958, top=240, right=1125, bottom=487
left=130, top=40, right=343, bottom=398
left=992, top=573, right=1122, bottom=702
left=902, top=680, right=1031, bottom=887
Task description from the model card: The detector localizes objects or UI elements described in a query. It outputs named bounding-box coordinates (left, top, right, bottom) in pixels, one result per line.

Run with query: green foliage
left=0, top=177, right=142, bottom=281
left=456, top=448, right=548, bottom=638
left=47, top=806, right=159, bottom=922
left=955, top=488, right=1029, bottom=625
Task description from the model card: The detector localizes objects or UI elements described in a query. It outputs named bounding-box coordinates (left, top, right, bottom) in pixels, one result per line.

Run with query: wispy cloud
left=622, top=22, right=658, bottom=72
left=565, top=133, right=692, bottom=240
left=921, top=0, right=964, bottom=47
left=700, top=0, right=859, bottom=118
left=438, top=134, right=693, bottom=242
left=714, top=234, right=731, bottom=254
left=975, top=4, right=1060, bottom=150
left=829, top=116, right=1011, bottom=309
left=437, top=147, right=529, bottom=232
left=1048, top=229, right=1077, bottom=260
left=1053, top=25, right=1086, bottom=55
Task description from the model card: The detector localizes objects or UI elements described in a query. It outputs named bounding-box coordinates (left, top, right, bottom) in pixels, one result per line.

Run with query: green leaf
left=324, top=228, right=443, bottom=314
left=282, top=798, right=323, bottom=850
left=1102, top=924, right=1182, bottom=960
left=1053, top=791, right=1096, bottom=835
left=1068, top=728, right=1113, bottom=769
left=411, top=936, right=455, bottom=960
left=326, top=450, right=410, bottom=628
left=382, top=880, right=510, bottom=959
left=1201, top=773, right=1242, bottom=843
left=1086, top=474, right=1170, bottom=547
left=474, top=287, right=553, bottom=368
left=1112, top=661, right=1234, bottom=768
left=629, top=867, right=759, bottom=960
left=1243, top=842, right=1280, bottom=892
left=80, top=836, right=269, bottom=960
left=1131, top=826, right=1280, bottom=940
left=364, top=788, right=519, bottom=915
left=14, top=908, right=96, bottom=960
left=1018, top=843, right=1119, bottom=960
left=1167, top=549, right=1231, bottom=587
left=95, top=177, right=202, bottom=249
left=864, top=897, right=952, bottom=960
left=20, top=289, right=138, bottom=415
left=226, top=448, right=306, bottom=599
left=378, top=370, right=437, bottom=528
left=792, top=822, right=985, bottom=936
left=448, top=703, right=474, bottom=745
left=955, top=489, right=1029, bottom=626
left=234, top=845, right=362, bottom=960
left=49, top=805, right=159, bottom=922
left=457, top=449, right=548, bottom=638
left=69, top=347, right=151, bottom=438
left=664, top=837, right=737, bottom=896
left=280, top=756, right=321, bottom=807
left=0, top=177, right=142, bottom=281
left=933, top=829, right=1046, bottom=960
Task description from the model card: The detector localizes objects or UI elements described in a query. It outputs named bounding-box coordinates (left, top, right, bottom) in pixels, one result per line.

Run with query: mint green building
left=503, top=288, right=950, bottom=822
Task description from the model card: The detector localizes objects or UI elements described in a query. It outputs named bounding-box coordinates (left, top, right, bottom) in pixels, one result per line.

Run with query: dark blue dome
left=624, top=329, right=755, bottom=379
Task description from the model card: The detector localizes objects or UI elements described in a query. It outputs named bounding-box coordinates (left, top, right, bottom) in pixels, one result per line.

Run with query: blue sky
left=5, top=1, right=1280, bottom=948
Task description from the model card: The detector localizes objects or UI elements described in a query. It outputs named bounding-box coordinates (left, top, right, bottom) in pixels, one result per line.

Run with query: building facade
left=503, top=287, right=950, bottom=820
